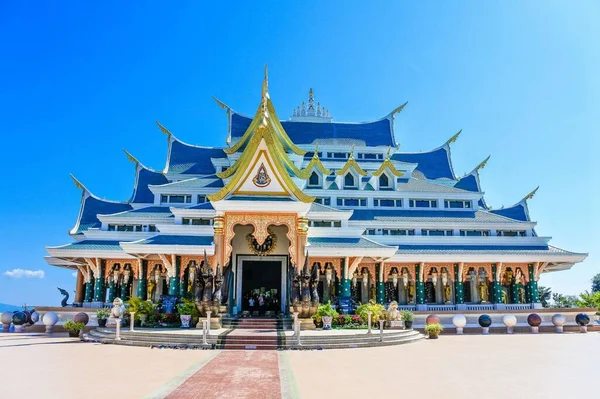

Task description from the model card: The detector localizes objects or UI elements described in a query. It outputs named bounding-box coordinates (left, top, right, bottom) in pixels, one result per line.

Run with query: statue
left=58, top=287, right=70, bottom=307
left=299, top=254, right=313, bottom=317
left=310, top=264, right=320, bottom=304
left=444, top=284, right=452, bottom=304
left=290, top=264, right=301, bottom=310
left=478, top=281, right=489, bottom=303
left=212, top=264, right=223, bottom=314
left=501, top=289, right=508, bottom=304
left=147, top=279, right=156, bottom=301
left=197, top=251, right=214, bottom=316
left=519, top=286, right=526, bottom=304
left=408, top=283, right=415, bottom=303
left=515, top=268, right=524, bottom=285
left=386, top=301, right=401, bottom=321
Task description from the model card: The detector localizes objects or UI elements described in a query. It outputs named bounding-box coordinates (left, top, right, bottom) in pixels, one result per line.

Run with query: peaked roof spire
left=446, top=129, right=462, bottom=145
left=290, top=88, right=332, bottom=122
left=523, top=186, right=539, bottom=200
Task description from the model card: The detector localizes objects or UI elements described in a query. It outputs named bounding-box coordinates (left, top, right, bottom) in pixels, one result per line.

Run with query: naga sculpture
left=290, top=263, right=301, bottom=311
left=58, top=287, right=70, bottom=307
left=211, top=264, right=223, bottom=314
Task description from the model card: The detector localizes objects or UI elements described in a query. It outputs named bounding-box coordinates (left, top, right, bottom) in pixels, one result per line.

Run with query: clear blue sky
left=0, top=1, right=598, bottom=307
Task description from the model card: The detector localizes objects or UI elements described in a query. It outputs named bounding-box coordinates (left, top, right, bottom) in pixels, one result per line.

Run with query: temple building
left=45, top=68, right=587, bottom=315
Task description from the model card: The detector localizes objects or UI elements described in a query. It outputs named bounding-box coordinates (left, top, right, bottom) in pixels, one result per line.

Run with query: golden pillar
left=296, top=216, right=308, bottom=266
left=213, top=215, right=225, bottom=266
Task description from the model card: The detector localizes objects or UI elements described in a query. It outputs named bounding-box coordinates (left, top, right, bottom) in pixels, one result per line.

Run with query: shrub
left=177, top=299, right=198, bottom=316
left=126, top=297, right=156, bottom=320
left=401, top=310, right=414, bottom=322
left=425, top=323, right=444, bottom=336
left=64, top=320, right=85, bottom=333
left=96, top=308, right=111, bottom=320
left=356, top=301, right=386, bottom=324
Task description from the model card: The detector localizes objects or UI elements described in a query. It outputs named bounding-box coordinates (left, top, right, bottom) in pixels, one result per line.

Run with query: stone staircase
left=84, top=327, right=424, bottom=350
left=220, top=317, right=294, bottom=330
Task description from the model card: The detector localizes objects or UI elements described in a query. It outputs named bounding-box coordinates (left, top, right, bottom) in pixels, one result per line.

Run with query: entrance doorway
left=235, top=255, right=288, bottom=315
left=242, top=261, right=281, bottom=313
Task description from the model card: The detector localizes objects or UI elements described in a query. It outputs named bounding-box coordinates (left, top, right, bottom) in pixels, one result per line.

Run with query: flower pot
left=404, top=320, right=413, bottom=329
left=68, top=330, right=80, bottom=338
left=322, top=316, right=333, bottom=330
left=180, top=314, right=192, bottom=328
left=428, top=333, right=439, bottom=339
left=98, top=319, right=107, bottom=328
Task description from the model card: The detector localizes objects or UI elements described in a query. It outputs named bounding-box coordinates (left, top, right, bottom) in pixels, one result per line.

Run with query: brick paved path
left=165, top=351, right=281, bottom=399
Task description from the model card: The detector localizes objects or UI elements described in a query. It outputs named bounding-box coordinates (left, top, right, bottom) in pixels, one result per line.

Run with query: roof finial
left=155, top=121, right=172, bottom=137
left=314, top=143, right=320, bottom=158
left=523, top=186, right=539, bottom=200
left=385, top=147, right=392, bottom=160
left=475, top=155, right=490, bottom=171
left=389, top=101, right=408, bottom=119
left=263, top=64, right=268, bottom=95
left=446, top=129, right=462, bottom=145
left=349, top=144, right=355, bottom=159
left=123, top=149, right=139, bottom=165
left=70, top=174, right=86, bottom=191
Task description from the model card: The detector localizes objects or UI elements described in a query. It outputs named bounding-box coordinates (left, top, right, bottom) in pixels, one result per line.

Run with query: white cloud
left=3, top=269, right=45, bottom=279
left=72, top=272, right=77, bottom=278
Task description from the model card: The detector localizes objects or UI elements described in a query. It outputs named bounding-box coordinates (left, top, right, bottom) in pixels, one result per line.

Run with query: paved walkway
left=2, top=332, right=599, bottom=398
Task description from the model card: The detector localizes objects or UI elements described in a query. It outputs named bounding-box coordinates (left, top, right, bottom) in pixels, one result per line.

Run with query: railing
left=398, top=305, right=416, bottom=311
left=503, top=304, right=533, bottom=310
left=466, top=304, right=495, bottom=311
left=427, top=305, right=456, bottom=312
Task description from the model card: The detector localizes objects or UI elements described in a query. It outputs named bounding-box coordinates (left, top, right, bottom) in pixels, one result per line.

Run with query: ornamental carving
left=247, top=227, right=277, bottom=255
left=311, top=258, right=341, bottom=278
left=179, top=255, right=216, bottom=278
left=357, top=263, right=377, bottom=284
left=224, top=213, right=297, bottom=265
left=252, top=163, right=272, bottom=187
left=423, top=263, right=455, bottom=283
left=462, top=263, right=493, bottom=283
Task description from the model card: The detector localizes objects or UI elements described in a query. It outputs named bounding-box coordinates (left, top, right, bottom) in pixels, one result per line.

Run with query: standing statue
left=197, top=251, right=214, bottom=316
left=478, top=281, right=489, bottom=303
left=290, top=264, right=301, bottom=311
left=211, top=264, right=223, bottom=315
left=58, top=287, right=70, bottom=307
left=300, top=255, right=312, bottom=317
left=444, top=283, right=452, bottom=303
left=309, top=263, right=320, bottom=315
left=519, top=286, right=526, bottom=304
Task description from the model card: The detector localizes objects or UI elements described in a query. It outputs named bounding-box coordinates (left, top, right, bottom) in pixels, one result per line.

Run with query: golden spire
left=155, top=121, right=172, bottom=137
left=524, top=186, right=539, bottom=200
left=474, top=155, right=490, bottom=171
left=69, top=174, right=86, bottom=191
left=122, top=149, right=139, bottom=165
left=389, top=101, right=408, bottom=119
left=446, top=129, right=462, bottom=145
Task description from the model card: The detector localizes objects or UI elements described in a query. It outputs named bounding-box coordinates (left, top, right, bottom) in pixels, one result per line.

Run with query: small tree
left=576, top=290, right=600, bottom=311
left=538, top=286, right=552, bottom=308
left=552, top=293, right=578, bottom=308
left=591, top=273, right=600, bottom=293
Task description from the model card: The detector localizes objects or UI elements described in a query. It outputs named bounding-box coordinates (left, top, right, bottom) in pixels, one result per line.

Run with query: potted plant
left=96, top=308, right=110, bottom=328
left=315, top=301, right=339, bottom=330
left=64, top=320, right=85, bottom=338
left=177, top=300, right=197, bottom=328
left=356, top=300, right=386, bottom=325
left=401, top=310, right=414, bottom=329
left=126, top=297, right=155, bottom=326
left=425, top=323, right=444, bottom=339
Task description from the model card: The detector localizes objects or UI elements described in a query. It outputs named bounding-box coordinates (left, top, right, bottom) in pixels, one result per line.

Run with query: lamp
left=431, top=271, right=438, bottom=286
left=391, top=268, right=399, bottom=289
left=402, top=269, right=409, bottom=288
left=123, top=268, right=131, bottom=284
left=352, top=270, right=358, bottom=287
left=112, top=271, right=119, bottom=285
left=362, top=268, right=369, bottom=287
left=154, top=268, right=161, bottom=283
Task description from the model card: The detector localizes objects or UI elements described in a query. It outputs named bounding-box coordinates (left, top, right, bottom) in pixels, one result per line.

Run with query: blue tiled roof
left=167, top=139, right=227, bottom=175
left=189, top=202, right=215, bottom=210
left=53, top=240, right=123, bottom=251
left=392, top=146, right=455, bottom=180
left=102, top=206, right=173, bottom=219
left=231, top=113, right=395, bottom=147
left=490, top=203, right=529, bottom=222
left=137, top=235, right=214, bottom=246
left=308, top=237, right=392, bottom=249
left=151, top=177, right=223, bottom=189
left=454, top=174, right=479, bottom=192
left=131, top=168, right=169, bottom=203
left=350, top=209, right=523, bottom=223
left=73, top=196, right=132, bottom=234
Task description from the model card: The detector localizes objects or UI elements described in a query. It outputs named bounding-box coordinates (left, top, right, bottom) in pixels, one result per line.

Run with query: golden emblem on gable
left=252, top=163, right=271, bottom=187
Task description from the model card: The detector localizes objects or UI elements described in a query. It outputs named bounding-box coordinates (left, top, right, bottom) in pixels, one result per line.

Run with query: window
left=161, top=194, right=191, bottom=204
left=308, top=171, right=320, bottom=187
left=197, top=195, right=207, bottom=204
left=379, top=174, right=390, bottom=188
left=459, top=230, right=491, bottom=237
left=374, top=198, right=402, bottom=207
left=337, top=198, right=367, bottom=207
left=148, top=225, right=157, bottom=232
left=108, top=224, right=142, bottom=232
left=444, top=200, right=472, bottom=209
left=314, top=197, right=331, bottom=206
left=344, top=173, right=356, bottom=188
left=183, top=218, right=211, bottom=226
left=409, top=199, right=438, bottom=208
left=366, top=229, right=415, bottom=236
left=497, top=230, right=526, bottom=237
left=422, top=229, right=453, bottom=236
left=309, top=220, right=342, bottom=228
